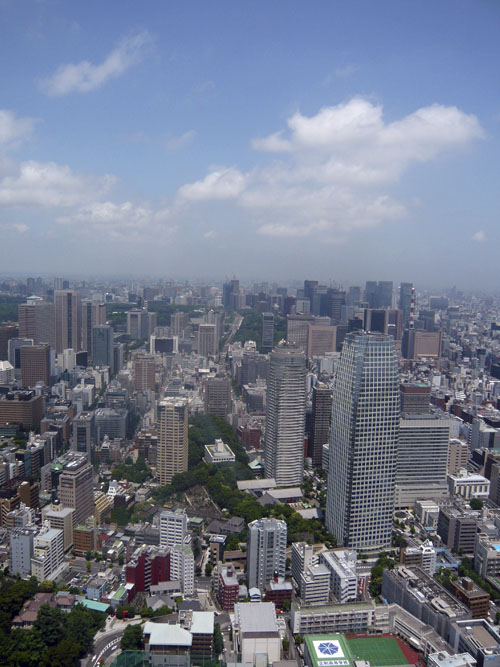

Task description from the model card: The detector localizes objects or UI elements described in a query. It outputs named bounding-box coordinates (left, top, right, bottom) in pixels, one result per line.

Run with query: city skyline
left=1, top=1, right=499, bottom=287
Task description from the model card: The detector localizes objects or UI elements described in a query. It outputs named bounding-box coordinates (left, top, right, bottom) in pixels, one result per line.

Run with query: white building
left=291, top=542, right=316, bottom=588
left=264, top=343, right=306, bottom=486
left=428, top=652, right=476, bottom=667
left=247, top=518, right=287, bottom=592
left=300, top=563, right=331, bottom=605
left=326, top=332, right=400, bottom=550
left=321, top=549, right=358, bottom=603
left=170, top=541, right=195, bottom=596
left=204, top=438, right=235, bottom=464
left=159, top=509, right=188, bottom=550
left=0, top=360, right=15, bottom=384
left=234, top=602, right=281, bottom=665
left=10, top=526, right=37, bottom=577
left=447, top=469, right=490, bottom=499
left=31, top=525, right=64, bottom=582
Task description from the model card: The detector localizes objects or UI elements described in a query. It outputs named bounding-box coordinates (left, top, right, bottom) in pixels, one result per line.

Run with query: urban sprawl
left=0, top=276, right=498, bottom=667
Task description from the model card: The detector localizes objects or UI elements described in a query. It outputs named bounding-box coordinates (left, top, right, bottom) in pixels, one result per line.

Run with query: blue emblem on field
left=318, top=643, right=340, bottom=656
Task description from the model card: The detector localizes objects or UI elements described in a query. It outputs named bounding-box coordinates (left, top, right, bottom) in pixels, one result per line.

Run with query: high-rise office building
left=264, top=343, right=306, bottom=486
left=247, top=518, right=287, bottom=592
left=203, top=377, right=231, bottom=419
left=396, top=413, right=450, bottom=508
left=326, top=331, right=399, bottom=550
left=127, top=309, right=149, bottom=340
left=0, top=325, right=19, bottom=360
left=310, top=383, right=333, bottom=467
left=286, top=314, right=314, bottom=352
left=198, top=324, right=217, bottom=357
left=57, top=454, right=94, bottom=527
left=261, top=312, right=274, bottom=353
left=20, top=344, right=51, bottom=387
left=134, top=355, right=156, bottom=391
left=399, top=283, right=413, bottom=326
left=82, top=301, right=107, bottom=357
left=92, top=325, right=114, bottom=373
left=18, top=298, right=55, bottom=347
left=8, top=338, right=33, bottom=369
left=55, top=290, right=82, bottom=354
left=71, top=411, right=95, bottom=461
left=157, top=398, right=188, bottom=485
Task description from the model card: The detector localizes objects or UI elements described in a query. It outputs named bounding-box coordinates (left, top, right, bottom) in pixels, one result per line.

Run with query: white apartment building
left=160, top=509, right=188, bottom=550
left=170, top=541, right=195, bottom=596
left=321, top=549, right=358, bottom=603
left=31, top=525, right=64, bottom=582
left=300, top=563, right=331, bottom=605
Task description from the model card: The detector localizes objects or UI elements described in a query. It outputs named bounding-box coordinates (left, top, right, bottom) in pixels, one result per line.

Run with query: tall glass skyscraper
left=326, top=331, right=399, bottom=550
left=264, top=343, right=306, bottom=486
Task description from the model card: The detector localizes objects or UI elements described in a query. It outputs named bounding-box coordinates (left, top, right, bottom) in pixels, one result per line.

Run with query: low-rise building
left=204, top=438, right=235, bottom=465
left=291, top=601, right=375, bottom=635
left=234, top=602, right=281, bottom=665
left=450, top=577, right=490, bottom=619
left=382, top=566, right=471, bottom=641
left=449, top=619, right=500, bottom=667
left=448, top=470, right=490, bottom=500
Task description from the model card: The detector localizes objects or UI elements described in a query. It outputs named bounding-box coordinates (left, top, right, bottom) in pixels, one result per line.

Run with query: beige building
left=134, top=356, right=156, bottom=391
left=198, top=324, right=217, bottom=357
left=42, top=501, right=74, bottom=551
left=448, top=438, right=469, bottom=475
left=157, top=398, right=188, bottom=485
left=21, top=344, right=51, bottom=387
left=308, top=324, right=336, bottom=358
left=58, top=454, right=94, bottom=527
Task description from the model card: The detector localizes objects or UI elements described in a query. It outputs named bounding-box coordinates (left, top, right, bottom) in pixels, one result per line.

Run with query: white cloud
left=40, top=30, right=153, bottom=96
left=0, top=110, right=36, bottom=147
left=178, top=167, right=247, bottom=201
left=472, top=230, right=486, bottom=242
left=0, top=160, right=115, bottom=207
left=57, top=200, right=176, bottom=240
left=165, top=130, right=196, bottom=151
left=252, top=131, right=291, bottom=153
left=178, top=97, right=483, bottom=241
left=0, top=222, right=29, bottom=234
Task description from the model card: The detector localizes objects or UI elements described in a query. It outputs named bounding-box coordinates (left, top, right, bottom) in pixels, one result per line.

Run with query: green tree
left=282, top=637, right=290, bottom=653
left=295, top=634, right=303, bottom=645
left=282, top=598, right=291, bottom=612
left=120, top=624, right=144, bottom=651
left=470, top=498, right=483, bottom=510
left=33, top=604, right=66, bottom=647
left=214, top=623, right=224, bottom=654
left=205, top=562, right=213, bottom=576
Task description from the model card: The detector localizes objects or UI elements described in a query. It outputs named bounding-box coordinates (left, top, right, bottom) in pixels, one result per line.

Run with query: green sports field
left=346, top=637, right=409, bottom=666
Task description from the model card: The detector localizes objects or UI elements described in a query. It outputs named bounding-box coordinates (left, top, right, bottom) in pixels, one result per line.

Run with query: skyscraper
left=82, top=301, right=107, bottom=357
left=20, top=344, right=51, bottom=387
left=198, top=324, right=217, bottom=357
left=55, top=290, right=82, bottom=354
left=310, top=383, right=333, bottom=467
left=58, top=454, right=94, bottom=527
left=157, top=398, right=188, bottom=485
left=18, top=298, right=55, bottom=347
left=261, top=312, right=274, bottom=353
left=399, top=282, right=413, bottom=326
left=247, top=518, right=287, bottom=592
left=326, top=331, right=399, bottom=550
left=264, top=343, right=306, bottom=486
left=92, top=325, right=114, bottom=373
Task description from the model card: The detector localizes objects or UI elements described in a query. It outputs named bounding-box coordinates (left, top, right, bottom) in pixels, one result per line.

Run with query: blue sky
left=0, top=0, right=499, bottom=288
